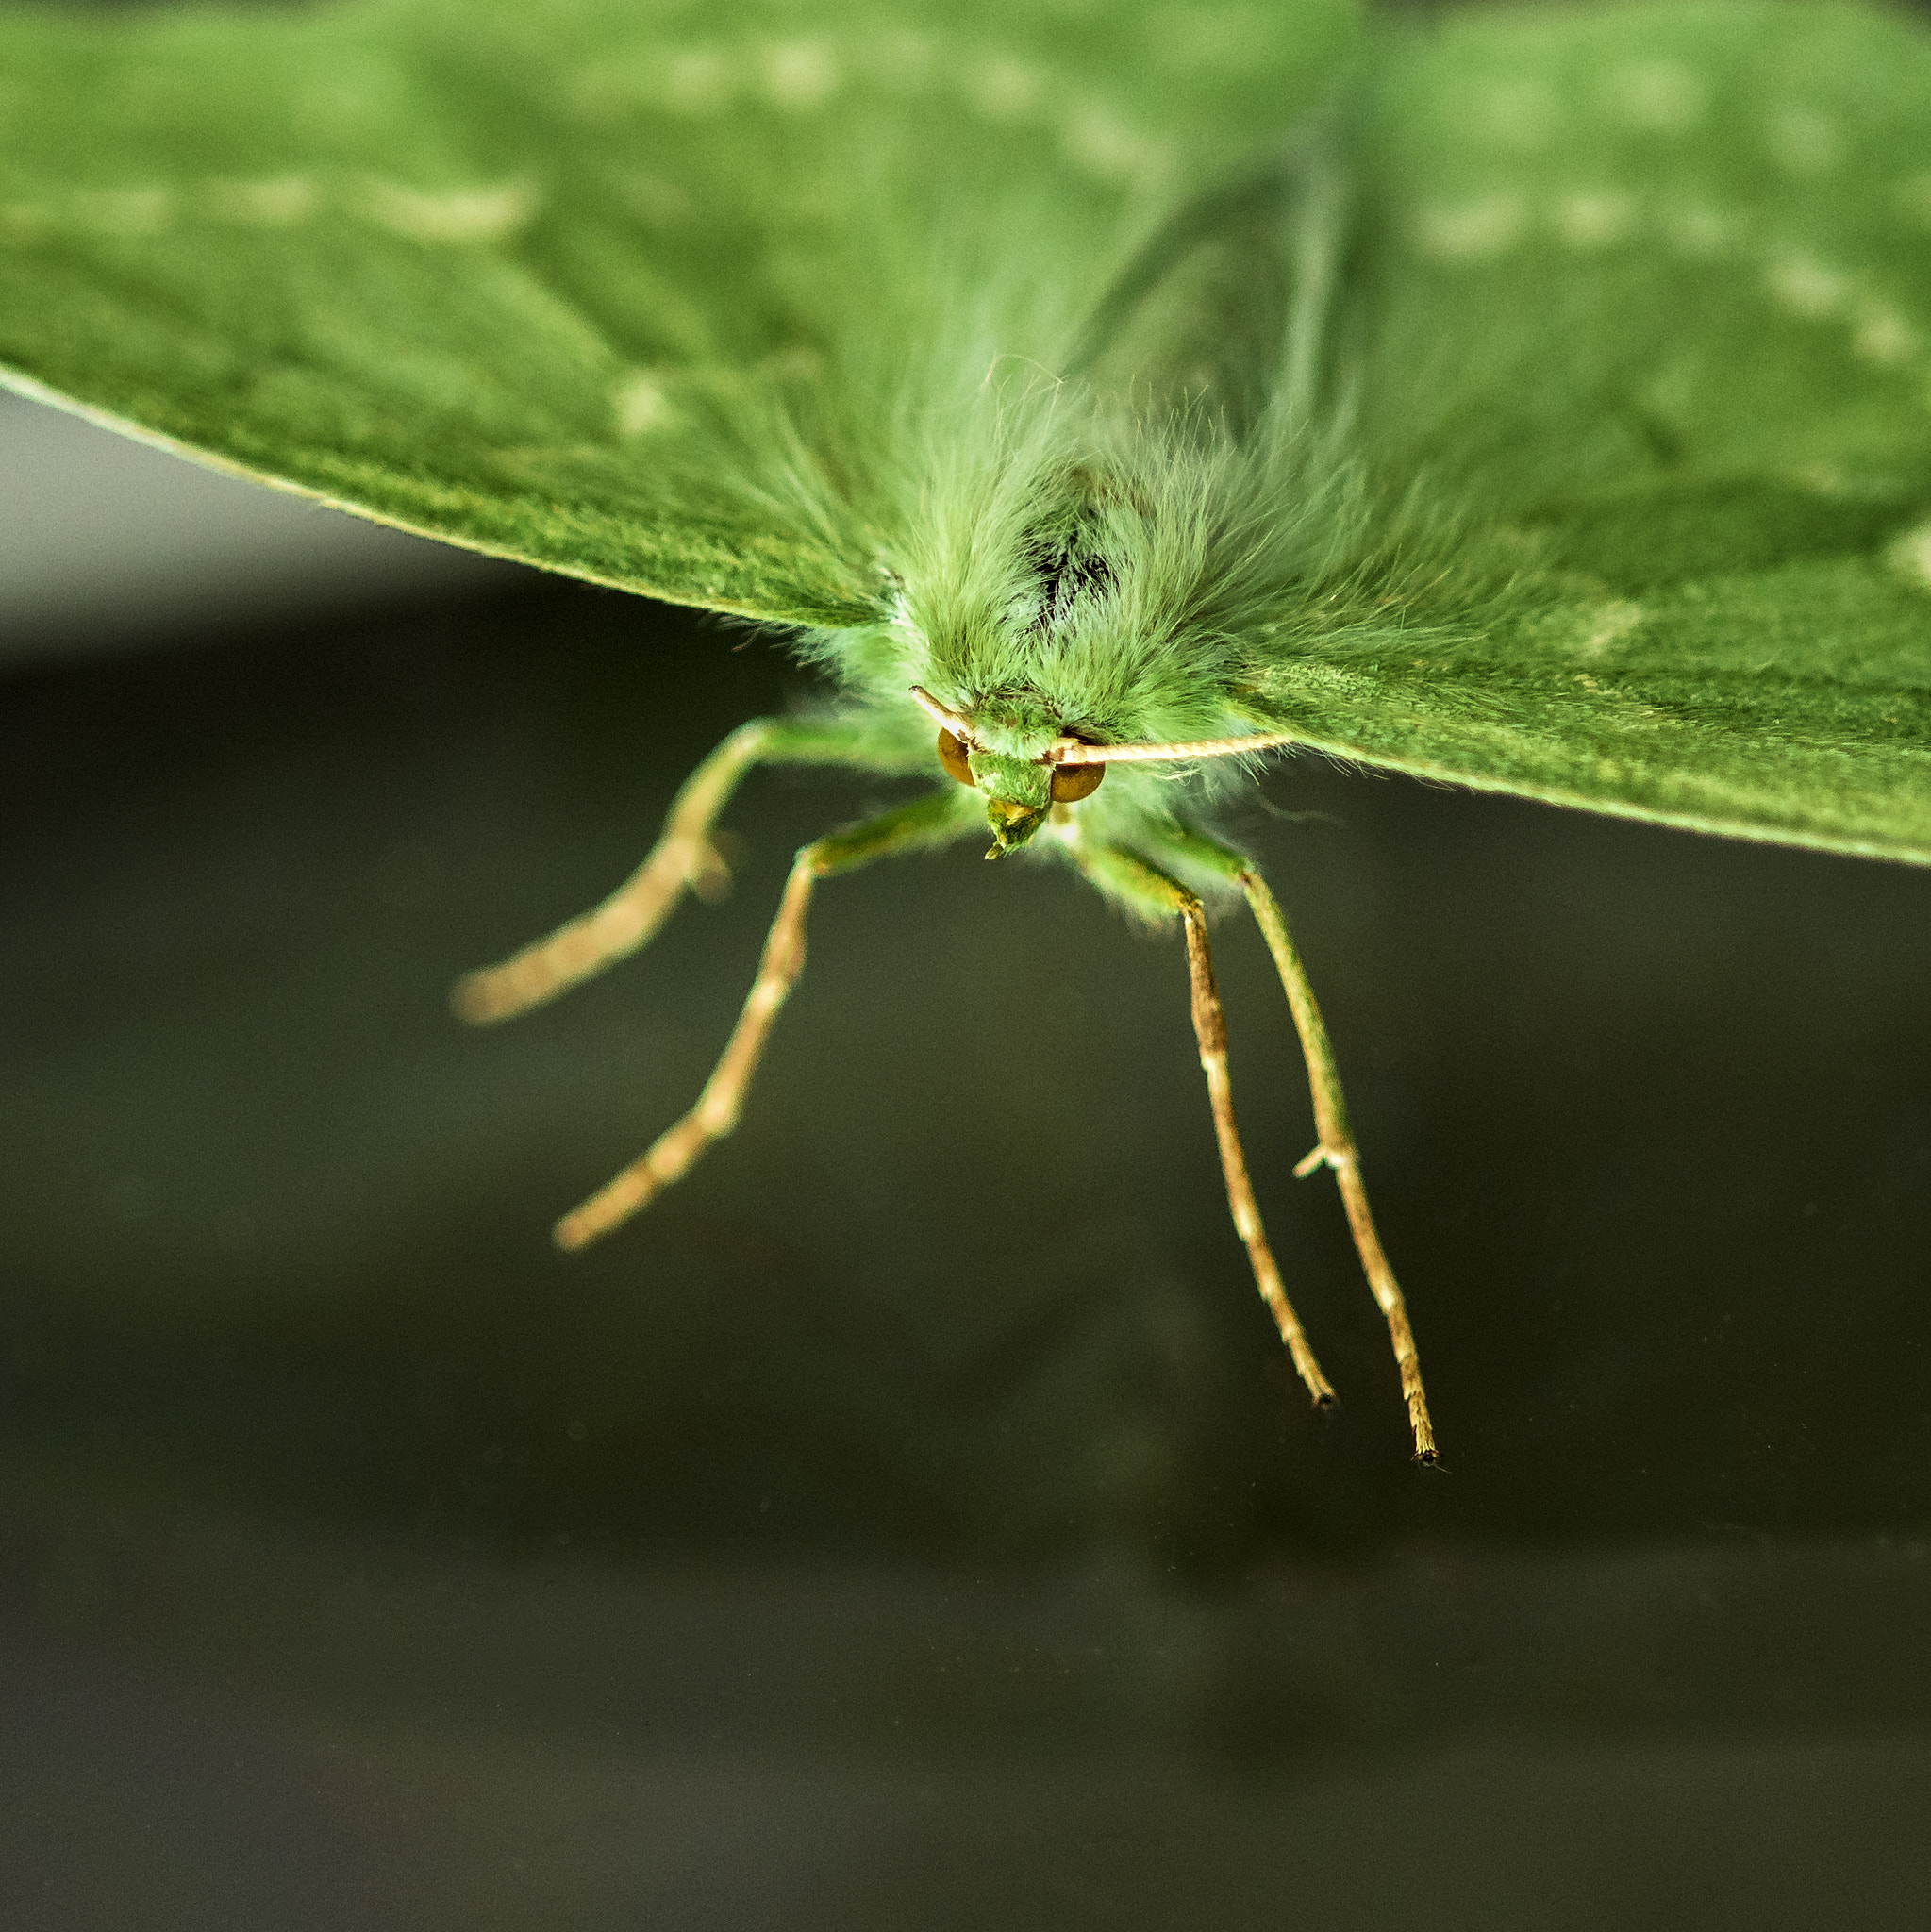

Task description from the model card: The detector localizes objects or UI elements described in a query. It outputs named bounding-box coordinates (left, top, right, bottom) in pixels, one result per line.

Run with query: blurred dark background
left=7, top=381, right=1931, bottom=1927
left=6, top=1, right=1931, bottom=1923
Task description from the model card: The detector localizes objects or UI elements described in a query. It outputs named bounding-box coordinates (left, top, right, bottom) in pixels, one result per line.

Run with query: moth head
left=930, top=717, right=1107, bottom=858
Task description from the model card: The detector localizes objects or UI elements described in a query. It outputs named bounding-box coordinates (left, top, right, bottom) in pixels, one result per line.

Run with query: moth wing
left=1243, top=2, right=1931, bottom=864
left=0, top=0, right=1356, bottom=627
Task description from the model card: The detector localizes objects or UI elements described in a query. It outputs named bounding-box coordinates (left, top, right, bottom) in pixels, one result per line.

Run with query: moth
left=4, top=0, right=1930, bottom=1465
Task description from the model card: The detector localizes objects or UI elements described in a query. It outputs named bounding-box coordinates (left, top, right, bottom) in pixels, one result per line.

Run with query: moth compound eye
left=937, top=727, right=974, bottom=786
left=1049, top=760, right=1105, bottom=804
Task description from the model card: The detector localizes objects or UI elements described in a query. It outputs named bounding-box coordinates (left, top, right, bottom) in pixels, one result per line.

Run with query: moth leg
left=1157, top=828, right=1436, bottom=1464
left=1073, top=841, right=1338, bottom=1412
left=554, top=786, right=976, bottom=1253
left=455, top=717, right=886, bottom=1025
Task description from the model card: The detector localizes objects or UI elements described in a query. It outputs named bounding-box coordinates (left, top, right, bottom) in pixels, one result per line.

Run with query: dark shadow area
left=2, top=563, right=1928, bottom=1927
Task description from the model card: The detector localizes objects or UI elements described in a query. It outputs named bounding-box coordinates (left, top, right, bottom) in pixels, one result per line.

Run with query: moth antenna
left=907, top=688, right=1304, bottom=769
left=453, top=721, right=769, bottom=1025
left=907, top=685, right=975, bottom=739
left=1048, top=729, right=1302, bottom=766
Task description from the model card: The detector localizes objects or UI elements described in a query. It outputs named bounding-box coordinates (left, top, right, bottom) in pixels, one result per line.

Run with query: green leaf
left=1297, top=0, right=1931, bottom=862
left=0, top=0, right=1357, bottom=625
left=1, top=0, right=1928, bottom=862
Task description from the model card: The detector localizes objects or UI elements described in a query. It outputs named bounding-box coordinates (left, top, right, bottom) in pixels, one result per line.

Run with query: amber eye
left=1050, top=760, right=1106, bottom=804
left=936, top=727, right=974, bottom=786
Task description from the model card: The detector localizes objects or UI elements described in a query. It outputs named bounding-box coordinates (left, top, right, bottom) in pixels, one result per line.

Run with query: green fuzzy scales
left=2, top=0, right=1929, bottom=862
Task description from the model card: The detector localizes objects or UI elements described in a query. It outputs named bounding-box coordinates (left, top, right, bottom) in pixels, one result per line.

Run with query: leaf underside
left=1, top=0, right=1928, bottom=862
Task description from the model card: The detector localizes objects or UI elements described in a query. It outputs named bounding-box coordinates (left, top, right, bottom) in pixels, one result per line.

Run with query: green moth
left=5, top=0, right=1930, bottom=1466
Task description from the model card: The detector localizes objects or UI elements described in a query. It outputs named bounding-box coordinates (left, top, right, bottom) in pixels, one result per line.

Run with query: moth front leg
left=1071, top=841, right=1338, bottom=1415
left=453, top=716, right=908, bottom=1024
left=554, top=785, right=978, bottom=1252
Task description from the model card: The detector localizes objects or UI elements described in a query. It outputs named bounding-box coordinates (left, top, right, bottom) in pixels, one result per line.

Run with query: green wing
left=1246, top=1, right=1931, bottom=863
left=5, top=0, right=1927, bottom=861
left=0, top=0, right=1357, bottom=626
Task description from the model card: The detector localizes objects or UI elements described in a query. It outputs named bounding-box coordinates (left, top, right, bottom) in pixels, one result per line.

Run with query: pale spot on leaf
left=1790, top=462, right=1920, bottom=501
left=1663, top=200, right=1743, bottom=259
left=966, top=57, right=1043, bottom=120
left=1788, top=461, right=1852, bottom=496
left=71, top=188, right=172, bottom=235
left=1060, top=103, right=1162, bottom=184
left=1852, top=300, right=1919, bottom=367
left=1490, top=525, right=1548, bottom=562
left=1474, top=79, right=1556, bottom=149
left=1576, top=601, right=1644, bottom=660
left=1894, top=173, right=1931, bottom=227
left=763, top=40, right=840, bottom=110
left=565, top=66, right=629, bottom=121
left=208, top=176, right=318, bottom=225
left=759, top=345, right=824, bottom=383
left=869, top=30, right=937, bottom=90
left=361, top=178, right=539, bottom=243
left=662, top=49, right=735, bottom=114
left=1154, top=7, right=1276, bottom=72
left=1555, top=191, right=1637, bottom=250
left=613, top=369, right=678, bottom=437
left=1528, top=600, right=1644, bottom=663
left=1413, top=192, right=1525, bottom=260
left=1767, top=105, right=1839, bottom=175
left=1766, top=251, right=1849, bottom=319
left=1885, top=520, right=1931, bottom=592
left=1608, top=60, right=1706, bottom=132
